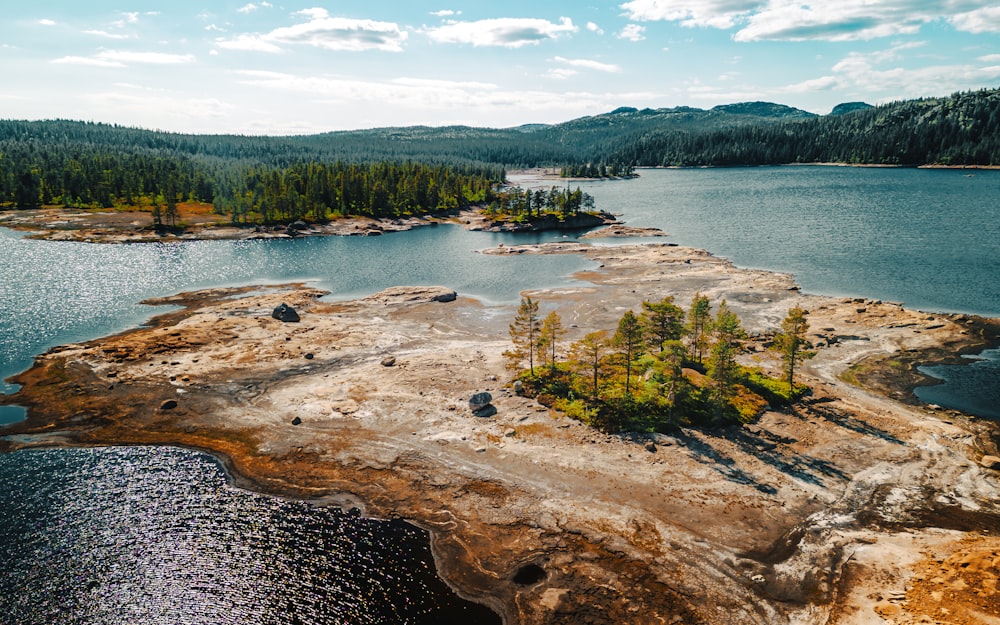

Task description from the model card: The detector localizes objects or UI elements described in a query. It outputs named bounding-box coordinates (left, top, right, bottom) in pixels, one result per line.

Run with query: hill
left=1, top=89, right=998, bottom=214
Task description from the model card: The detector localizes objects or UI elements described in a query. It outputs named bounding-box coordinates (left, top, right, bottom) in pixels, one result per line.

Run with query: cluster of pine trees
left=216, top=161, right=498, bottom=223
left=505, top=295, right=814, bottom=432
left=558, top=162, right=636, bottom=178
left=484, top=186, right=596, bottom=221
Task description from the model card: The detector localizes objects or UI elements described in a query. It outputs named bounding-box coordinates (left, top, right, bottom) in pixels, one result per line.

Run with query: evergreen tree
left=687, top=292, right=712, bottom=364
left=613, top=310, right=644, bottom=396
left=538, top=310, right=566, bottom=374
left=707, top=301, right=745, bottom=408
left=641, top=295, right=686, bottom=353
left=569, top=330, right=611, bottom=400
left=506, top=297, right=540, bottom=375
left=771, top=305, right=815, bottom=389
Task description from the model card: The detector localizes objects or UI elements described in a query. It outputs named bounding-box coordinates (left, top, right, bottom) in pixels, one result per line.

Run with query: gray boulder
left=272, top=303, right=300, bottom=323
left=469, top=391, right=493, bottom=412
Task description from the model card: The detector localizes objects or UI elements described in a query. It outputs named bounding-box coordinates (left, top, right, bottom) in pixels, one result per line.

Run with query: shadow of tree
left=674, top=431, right=779, bottom=495
left=729, top=428, right=849, bottom=487
left=794, top=403, right=906, bottom=446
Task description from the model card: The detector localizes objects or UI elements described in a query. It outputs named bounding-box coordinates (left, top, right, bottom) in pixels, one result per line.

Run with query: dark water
left=0, top=446, right=500, bottom=625
left=2, top=166, right=999, bottom=621
left=915, top=348, right=1000, bottom=419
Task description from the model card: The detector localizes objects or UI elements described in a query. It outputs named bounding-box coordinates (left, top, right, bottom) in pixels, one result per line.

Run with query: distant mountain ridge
left=1, top=88, right=998, bottom=172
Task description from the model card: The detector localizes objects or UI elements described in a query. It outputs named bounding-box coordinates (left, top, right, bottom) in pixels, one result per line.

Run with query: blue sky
left=2, top=1, right=999, bottom=134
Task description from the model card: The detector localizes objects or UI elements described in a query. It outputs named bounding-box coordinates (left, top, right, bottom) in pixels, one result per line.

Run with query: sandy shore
left=2, top=240, right=1000, bottom=624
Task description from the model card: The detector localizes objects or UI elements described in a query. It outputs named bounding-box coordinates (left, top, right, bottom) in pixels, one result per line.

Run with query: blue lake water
left=575, top=166, right=1000, bottom=419
left=1, top=165, right=999, bottom=620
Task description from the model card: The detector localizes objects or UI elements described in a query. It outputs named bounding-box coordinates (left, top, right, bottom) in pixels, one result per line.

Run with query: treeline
left=0, top=126, right=505, bottom=220
left=611, top=89, right=1000, bottom=166
left=505, top=295, right=813, bottom=432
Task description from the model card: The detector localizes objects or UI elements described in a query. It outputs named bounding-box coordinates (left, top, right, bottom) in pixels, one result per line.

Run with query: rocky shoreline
left=2, top=240, right=1000, bottom=624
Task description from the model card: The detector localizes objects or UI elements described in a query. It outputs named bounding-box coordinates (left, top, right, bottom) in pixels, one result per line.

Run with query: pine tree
left=538, top=310, right=566, bottom=374
left=641, top=295, right=686, bottom=352
left=613, top=310, right=644, bottom=396
left=569, top=330, right=611, bottom=400
left=771, top=305, right=815, bottom=390
left=506, top=297, right=540, bottom=375
left=687, top=292, right=712, bottom=364
left=707, top=301, right=746, bottom=410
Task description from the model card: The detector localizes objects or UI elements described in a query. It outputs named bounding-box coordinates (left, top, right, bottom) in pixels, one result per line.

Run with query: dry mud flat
left=3, top=242, right=1000, bottom=625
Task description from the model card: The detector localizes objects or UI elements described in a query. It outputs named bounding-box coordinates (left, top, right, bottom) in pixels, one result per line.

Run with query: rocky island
left=2, top=239, right=999, bottom=624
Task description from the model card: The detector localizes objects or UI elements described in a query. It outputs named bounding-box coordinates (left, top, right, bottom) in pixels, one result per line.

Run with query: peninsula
left=3, top=238, right=999, bottom=624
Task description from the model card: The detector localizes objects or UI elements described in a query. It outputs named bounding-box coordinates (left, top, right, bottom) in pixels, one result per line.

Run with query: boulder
left=381, top=356, right=396, bottom=367
left=159, top=399, right=178, bottom=411
left=980, top=455, right=1000, bottom=470
left=469, top=391, right=493, bottom=412
left=431, top=290, right=458, bottom=303
left=271, top=303, right=300, bottom=323
left=291, top=416, right=302, bottom=426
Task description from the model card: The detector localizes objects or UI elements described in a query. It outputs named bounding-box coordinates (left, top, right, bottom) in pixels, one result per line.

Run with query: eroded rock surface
left=2, top=245, right=998, bottom=625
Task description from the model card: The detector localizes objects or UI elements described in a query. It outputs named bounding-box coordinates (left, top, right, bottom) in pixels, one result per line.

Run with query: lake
left=1, top=165, right=998, bottom=622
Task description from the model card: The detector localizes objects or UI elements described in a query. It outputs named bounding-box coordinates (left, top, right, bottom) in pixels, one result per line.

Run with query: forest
left=505, top=296, right=814, bottom=433
left=1, top=88, right=998, bottom=218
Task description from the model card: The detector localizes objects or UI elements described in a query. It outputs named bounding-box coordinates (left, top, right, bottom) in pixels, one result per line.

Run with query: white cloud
left=735, top=2, right=926, bottom=42
left=38, top=19, right=57, bottom=27
left=96, top=51, right=196, bottom=65
left=205, top=24, right=225, bottom=32
left=587, top=21, right=605, bottom=35
left=52, top=56, right=126, bottom=68
left=618, top=24, right=646, bottom=41
left=111, top=12, right=140, bottom=29
left=217, top=34, right=283, bottom=53
left=220, top=8, right=407, bottom=52
left=621, top=0, right=765, bottom=29
left=84, top=29, right=134, bottom=40
left=53, top=50, right=196, bottom=67
left=238, top=3, right=272, bottom=14
left=545, top=68, right=578, bottom=80
left=234, top=69, right=652, bottom=118
left=553, top=56, right=622, bottom=73
left=424, top=16, right=577, bottom=48
left=431, top=10, right=461, bottom=17
left=778, top=75, right=841, bottom=93
left=620, top=0, right=1000, bottom=41
left=949, top=6, right=1000, bottom=33
left=979, top=54, right=1000, bottom=63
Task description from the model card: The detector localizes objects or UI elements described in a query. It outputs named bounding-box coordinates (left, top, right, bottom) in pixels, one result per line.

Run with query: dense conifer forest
left=1, top=88, right=997, bottom=218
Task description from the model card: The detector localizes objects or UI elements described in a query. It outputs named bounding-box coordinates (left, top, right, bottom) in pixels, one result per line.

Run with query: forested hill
left=1, top=88, right=998, bottom=213
left=3, top=88, right=997, bottom=171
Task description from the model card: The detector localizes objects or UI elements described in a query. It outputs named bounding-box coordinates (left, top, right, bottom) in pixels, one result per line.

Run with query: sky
left=2, top=1, right=1000, bottom=135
